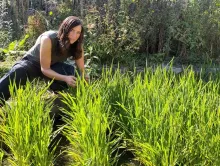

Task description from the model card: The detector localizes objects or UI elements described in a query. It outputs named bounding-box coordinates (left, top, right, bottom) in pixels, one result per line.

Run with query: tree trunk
left=80, top=0, right=84, bottom=17
left=10, top=0, right=20, bottom=37
left=181, top=0, right=188, bottom=9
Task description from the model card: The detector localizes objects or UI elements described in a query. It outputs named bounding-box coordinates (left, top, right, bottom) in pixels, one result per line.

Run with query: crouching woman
left=0, top=16, right=88, bottom=106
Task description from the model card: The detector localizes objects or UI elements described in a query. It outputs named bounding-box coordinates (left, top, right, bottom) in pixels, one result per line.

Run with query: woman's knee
left=9, top=65, right=29, bottom=85
left=51, top=62, right=75, bottom=76
left=0, top=64, right=29, bottom=102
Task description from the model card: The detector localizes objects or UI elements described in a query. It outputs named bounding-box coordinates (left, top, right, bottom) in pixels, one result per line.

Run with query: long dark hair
left=57, top=16, right=84, bottom=59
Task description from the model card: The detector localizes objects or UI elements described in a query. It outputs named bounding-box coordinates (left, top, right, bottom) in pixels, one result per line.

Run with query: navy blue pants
left=0, top=58, right=75, bottom=106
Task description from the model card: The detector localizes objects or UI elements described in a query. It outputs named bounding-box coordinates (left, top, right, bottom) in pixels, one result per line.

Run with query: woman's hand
left=64, top=75, right=77, bottom=87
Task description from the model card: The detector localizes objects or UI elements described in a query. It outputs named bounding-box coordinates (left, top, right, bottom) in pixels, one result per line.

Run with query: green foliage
left=148, top=53, right=166, bottom=63
left=0, top=29, right=12, bottom=48
left=98, top=66, right=220, bottom=165
left=17, top=34, right=30, bottom=50
left=0, top=0, right=13, bottom=48
left=82, top=0, right=220, bottom=63
left=0, top=35, right=28, bottom=60
left=84, top=1, right=141, bottom=62
left=60, top=79, right=122, bottom=166
left=0, top=58, right=14, bottom=77
left=4, top=35, right=29, bottom=52
left=0, top=64, right=219, bottom=164
left=0, top=149, right=3, bottom=165
left=46, top=2, right=75, bottom=28
left=84, top=52, right=101, bottom=78
left=25, top=12, right=48, bottom=49
left=26, top=14, right=47, bottom=37
left=2, top=0, right=220, bottom=63
left=0, top=81, right=57, bottom=165
left=133, top=0, right=220, bottom=62
left=55, top=2, right=73, bottom=26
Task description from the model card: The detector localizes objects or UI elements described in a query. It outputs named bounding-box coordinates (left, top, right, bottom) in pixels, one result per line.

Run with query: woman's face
left=68, top=25, right=82, bottom=44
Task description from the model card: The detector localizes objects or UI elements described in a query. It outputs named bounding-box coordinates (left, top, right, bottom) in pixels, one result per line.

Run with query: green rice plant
left=98, top=66, right=132, bottom=119
left=0, top=80, right=57, bottom=166
left=0, top=149, right=3, bottom=165
left=114, top=66, right=220, bottom=165
left=96, top=65, right=219, bottom=165
left=60, top=78, right=122, bottom=166
left=0, top=64, right=216, bottom=165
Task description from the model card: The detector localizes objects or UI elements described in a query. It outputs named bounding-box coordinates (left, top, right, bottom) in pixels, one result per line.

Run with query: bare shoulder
left=40, top=35, right=52, bottom=48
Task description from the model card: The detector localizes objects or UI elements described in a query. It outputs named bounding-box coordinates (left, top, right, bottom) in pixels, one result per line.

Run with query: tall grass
left=60, top=65, right=219, bottom=165
left=60, top=79, right=122, bottom=166
left=0, top=149, right=3, bottom=165
left=103, top=66, right=220, bottom=165
left=0, top=65, right=219, bottom=165
left=0, top=80, right=56, bottom=166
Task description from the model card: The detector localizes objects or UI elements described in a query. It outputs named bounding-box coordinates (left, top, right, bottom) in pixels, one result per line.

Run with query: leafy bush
left=84, top=1, right=141, bottom=62
left=133, top=0, right=220, bottom=62
left=83, top=0, right=220, bottom=63
left=24, top=12, right=48, bottom=49
left=44, top=1, right=75, bottom=29
left=0, top=35, right=28, bottom=61
left=0, top=0, right=13, bottom=48
left=53, top=2, right=74, bottom=27
left=3, top=0, right=220, bottom=63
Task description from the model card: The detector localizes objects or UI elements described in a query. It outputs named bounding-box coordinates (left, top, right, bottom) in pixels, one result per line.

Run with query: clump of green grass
left=0, top=80, right=57, bottom=166
left=0, top=61, right=13, bottom=77
left=112, top=67, right=220, bottom=165
left=87, top=65, right=219, bottom=165
left=0, top=64, right=219, bottom=165
left=0, top=149, right=3, bottom=165
left=60, top=78, right=122, bottom=166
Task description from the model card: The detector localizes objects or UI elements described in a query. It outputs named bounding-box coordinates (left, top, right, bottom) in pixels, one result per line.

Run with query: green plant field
left=0, top=66, right=219, bottom=165
left=0, top=80, right=57, bottom=165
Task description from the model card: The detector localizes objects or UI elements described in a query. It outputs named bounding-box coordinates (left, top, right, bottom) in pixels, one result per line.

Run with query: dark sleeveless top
left=24, top=31, right=71, bottom=66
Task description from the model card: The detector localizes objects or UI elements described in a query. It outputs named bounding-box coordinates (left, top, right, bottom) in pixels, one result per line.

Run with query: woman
left=0, top=16, right=88, bottom=106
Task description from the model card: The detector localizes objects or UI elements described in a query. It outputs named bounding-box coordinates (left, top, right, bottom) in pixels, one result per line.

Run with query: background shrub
left=1, top=0, right=220, bottom=63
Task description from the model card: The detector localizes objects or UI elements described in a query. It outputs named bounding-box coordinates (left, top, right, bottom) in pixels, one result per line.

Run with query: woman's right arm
left=40, top=36, right=77, bottom=87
